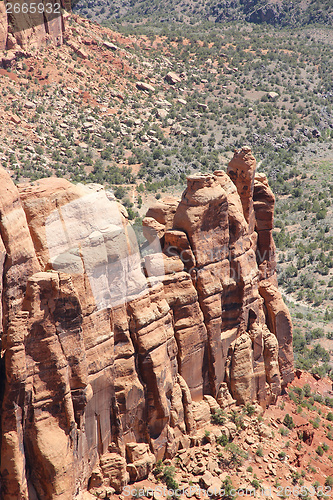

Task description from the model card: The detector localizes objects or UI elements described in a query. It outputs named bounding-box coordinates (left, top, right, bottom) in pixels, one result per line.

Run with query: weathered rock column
left=227, top=146, right=256, bottom=233
left=173, top=174, right=230, bottom=397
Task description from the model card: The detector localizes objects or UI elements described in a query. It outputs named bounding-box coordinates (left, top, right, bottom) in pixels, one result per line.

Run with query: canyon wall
left=0, top=147, right=294, bottom=498
left=0, top=0, right=66, bottom=55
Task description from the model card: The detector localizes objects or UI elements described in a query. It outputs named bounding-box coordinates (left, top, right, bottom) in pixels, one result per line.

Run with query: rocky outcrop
left=126, top=442, right=156, bottom=482
left=0, top=0, right=66, bottom=57
left=0, top=147, right=293, bottom=498
left=143, top=197, right=179, bottom=243
left=0, top=2, right=7, bottom=50
left=165, top=71, right=182, bottom=84
left=253, top=173, right=276, bottom=280
left=259, top=278, right=294, bottom=385
left=227, top=146, right=256, bottom=232
left=228, top=331, right=255, bottom=405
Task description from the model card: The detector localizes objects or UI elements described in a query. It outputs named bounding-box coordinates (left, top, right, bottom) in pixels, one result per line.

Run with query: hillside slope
left=1, top=12, right=333, bottom=333
left=0, top=6, right=333, bottom=499
left=73, top=0, right=333, bottom=27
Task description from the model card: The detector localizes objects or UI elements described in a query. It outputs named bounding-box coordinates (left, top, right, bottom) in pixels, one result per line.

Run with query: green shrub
left=251, top=479, right=261, bottom=490
left=228, top=409, right=244, bottom=429
left=256, top=446, right=264, bottom=457
left=163, top=466, right=178, bottom=491
left=217, top=434, right=229, bottom=446
left=325, top=477, right=333, bottom=487
left=211, top=409, right=226, bottom=425
left=153, top=459, right=163, bottom=477
left=291, top=471, right=301, bottom=484
left=312, top=417, right=321, bottom=429
left=283, top=414, right=295, bottom=430
left=314, top=394, right=323, bottom=403
left=153, top=461, right=179, bottom=493
left=224, top=443, right=248, bottom=467
left=303, top=384, right=312, bottom=398
left=325, top=397, right=333, bottom=408
left=221, top=476, right=237, bottom=500
left=244, top=404, right=255, bottom=416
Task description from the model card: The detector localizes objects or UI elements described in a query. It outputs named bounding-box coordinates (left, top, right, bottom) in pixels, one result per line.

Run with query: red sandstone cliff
left=0, top=0, right=66, bottom=57
left=0, top=147, right=293, bottom=498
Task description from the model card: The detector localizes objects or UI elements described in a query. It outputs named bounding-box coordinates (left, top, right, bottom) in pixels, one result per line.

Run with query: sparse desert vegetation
left=1, top=3, right=333, bottom=376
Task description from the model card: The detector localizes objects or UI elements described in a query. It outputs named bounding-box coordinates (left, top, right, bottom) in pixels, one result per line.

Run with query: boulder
left=126, top=442, right=156, bottom=481
left=198, top=103, right=208, bottom=110
left=217, top=383, right=236, bottom=410
left=156, top=108, right=168, bottom=119
left=136, top=81, right=155, bottom=92
left=200, top=470, right=215, bottom=489
left=164, top=230, right=196, bottom=271
left=145, top=197, right=179, bottom=231
left=103, top=41, right=118, bottom=50
left=165, top=71, right=181, bottom=84
left=100, top=453, right=129, bottom=493
left=143, top=217, right=166, bottom=243
left=224, top=421, right=237, bottom=440
left=258, top=423, right=272, bottom=438
left=203, top=395, right=220, bottom=414
left=144, top=254, right=184, bottom=277
left=192, top=401, right=211, bottom=429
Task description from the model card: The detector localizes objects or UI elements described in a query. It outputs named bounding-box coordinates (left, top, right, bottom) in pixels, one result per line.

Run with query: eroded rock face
left=143, top=197, right=179, bottom=243
left=0, top=0, right=66, bottom=55
left=228, top=331, right=255, bottom=405
left=254, top=173, right=276, bottom=280
left=227, top=146, right=256, bottom=232
left=0, top=147, right=293, bottom=498
left=0, top=3, right=8, bottom=51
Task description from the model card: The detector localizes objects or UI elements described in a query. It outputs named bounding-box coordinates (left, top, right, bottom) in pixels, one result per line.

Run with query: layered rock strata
left=0, top=147, right=293, bottom=498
